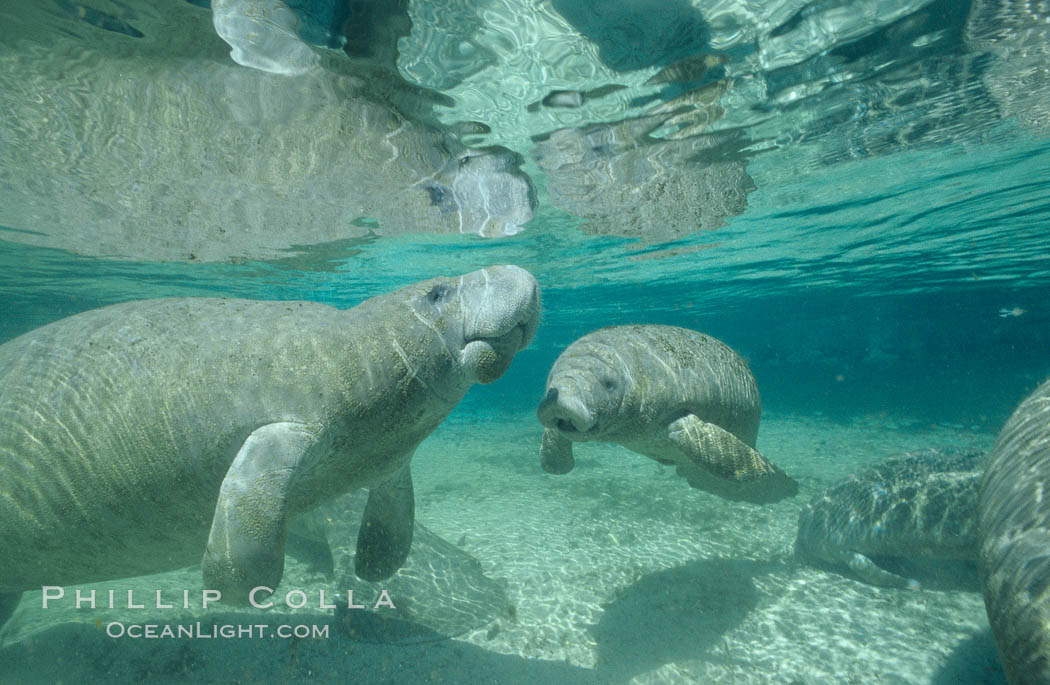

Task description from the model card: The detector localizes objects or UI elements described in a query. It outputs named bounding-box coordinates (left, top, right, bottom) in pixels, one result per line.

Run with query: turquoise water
left=1, top=0, right=1049, bottom=683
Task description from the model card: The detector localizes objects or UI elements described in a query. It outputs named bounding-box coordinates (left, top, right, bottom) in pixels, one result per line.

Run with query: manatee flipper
left=668, top=414, right=775, bottom=480
left=202, top=421, right=320, bottom=604
left=356, top=463, right=414, bottom=582
left=287, top=508, right=334, bottom=576
left=668, top=414, right=798, bottom=503
left=540, top=427, right=576, bottom=474
left=840, top=551, right=921, bottom=590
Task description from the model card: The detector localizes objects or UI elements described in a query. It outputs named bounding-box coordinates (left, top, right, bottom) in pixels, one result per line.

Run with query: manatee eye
left=426, top=284, right=449, bottom=304
left=458, top=155, right=472, bottom=167
left=601, top=376, right=617, bottom=391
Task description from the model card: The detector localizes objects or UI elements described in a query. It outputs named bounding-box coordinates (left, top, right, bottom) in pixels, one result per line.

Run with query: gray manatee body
left=0, top=265, right=540, bottom=619
left=979, top=378, right=1050, bottom=685
left=537, top=325, right=797, bottom=503
left=796, top=447, right=985, bottom=589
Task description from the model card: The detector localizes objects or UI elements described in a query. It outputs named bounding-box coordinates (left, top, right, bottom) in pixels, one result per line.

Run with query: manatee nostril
left=537, top=386, right=596, bottom=434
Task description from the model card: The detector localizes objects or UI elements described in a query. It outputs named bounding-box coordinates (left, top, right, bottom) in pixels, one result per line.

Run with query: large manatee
left=979, top=377, right=1050, bottom=685
left=0, top=265, right=540, bottom=624
left=537, top=325, right=797, bottom=503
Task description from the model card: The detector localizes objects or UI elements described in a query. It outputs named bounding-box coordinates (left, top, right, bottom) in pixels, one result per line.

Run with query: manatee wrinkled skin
left=796, top=448, right=985, bottom=589
left=537, top=325, right=797, bottom=503
left=0, top=265, right=540, bottom=620
left=979, top=378, right=1050, bottom=685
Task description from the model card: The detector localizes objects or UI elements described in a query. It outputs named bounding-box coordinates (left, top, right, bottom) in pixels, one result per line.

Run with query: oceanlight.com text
left=105, top=622, right=329, bottom=639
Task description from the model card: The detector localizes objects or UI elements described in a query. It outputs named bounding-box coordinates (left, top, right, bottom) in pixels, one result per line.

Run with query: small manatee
left=537, top=325, right=797, bottom=504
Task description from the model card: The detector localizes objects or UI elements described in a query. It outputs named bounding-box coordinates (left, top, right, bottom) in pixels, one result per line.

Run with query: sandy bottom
left=0, top=409, right=1006, bottom=684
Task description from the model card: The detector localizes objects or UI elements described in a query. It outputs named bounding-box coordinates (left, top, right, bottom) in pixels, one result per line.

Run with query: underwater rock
left=796, top=447, right=985, bottom=588
left=979, top=378, right=1050, bottom=685
left=537, top=324, right=798, bottom=504
left=532, top=116, right=754, bottom=243
left=0, top=266, right=539, bottom=624
left=0, top=1, right=535, bottom=261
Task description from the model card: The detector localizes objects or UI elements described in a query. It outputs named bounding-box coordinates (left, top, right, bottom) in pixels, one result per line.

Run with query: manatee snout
left=537, top=386, right=596, bottom=433
left=537, top=385, right=592, bottom=475
left=460, top=265, right=541, bottom=384
left=467, top=265, right=541, bottom=343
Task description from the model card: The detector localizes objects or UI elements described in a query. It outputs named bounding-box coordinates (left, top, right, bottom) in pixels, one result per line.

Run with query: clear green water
left=1, top=0, right=1049, bottom=683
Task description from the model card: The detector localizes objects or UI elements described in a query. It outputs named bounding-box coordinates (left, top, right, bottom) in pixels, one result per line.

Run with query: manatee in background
left=0, top=265, right=540, bottom=626
left=796, top=448, right=986, bottom=589
left=979, top=377, right=1050, bottom=685
left=537, top=324, right=798, bottom=504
